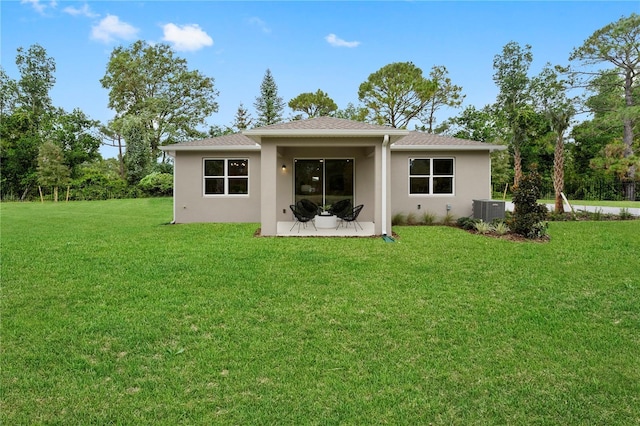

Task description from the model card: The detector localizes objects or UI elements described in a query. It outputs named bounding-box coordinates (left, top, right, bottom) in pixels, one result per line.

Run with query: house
left=160, top=116, right=506, bottom=236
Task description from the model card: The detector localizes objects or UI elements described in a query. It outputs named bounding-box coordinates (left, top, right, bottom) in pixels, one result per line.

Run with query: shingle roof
left=393, top=131, right=491, bottom=147
left=160, top=117, right=505, bottom=151
left=250, top=116, right=395, bottom=131
left=166, top=132, right=257, bottom=147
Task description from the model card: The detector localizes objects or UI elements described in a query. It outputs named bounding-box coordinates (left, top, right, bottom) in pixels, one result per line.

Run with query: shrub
left=493, top=221, right=510, bottom=235
left=474, top=220, right=492, bottom=234
left=392, top=212, right=407, bottom=226
left=619, top=208, right=634, bottom=220
left=457, top=216, right=480, bottom=230
left=406, top=212, right=419, bottom=225
left=441, top=212, right=455, bottom=226
left=510, top=169, right=548, bottom=238
left=422, top=211, right=437, bottom=225
left=138, top=172, right=173, bottom=196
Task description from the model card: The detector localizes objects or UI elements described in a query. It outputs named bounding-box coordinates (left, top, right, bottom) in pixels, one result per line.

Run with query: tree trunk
left=21, top=185, right=31, bottom=201
left=38, top=186, right=44, bottom=203
left=513, top=146, right=523, bottom=187
left=54, top=186, right=58, bottom=202
left=118, top=134, right=125, bottom=179
left=623, top=179, right=636, bottom=202
left=553, top=131, right=565, bottom=214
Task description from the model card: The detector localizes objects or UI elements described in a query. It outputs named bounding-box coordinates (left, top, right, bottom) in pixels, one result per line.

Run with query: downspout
left=168, top=151, right=176, bottom=224
left=382, top=134, right=389, bottom=236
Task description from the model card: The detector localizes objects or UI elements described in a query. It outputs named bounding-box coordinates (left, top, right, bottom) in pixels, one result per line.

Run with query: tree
left=493, top=42, right=534, bottom=185
left=358, top=62, right=436, bottom=128
left=571, top=70, right=636, bottom=180
left=288, top=89, right=338, bottom=119
left=232, top=102, right=252, bottom=130
left=99, top=121, right=126, bottom=179
left=418, top=65, right=465, bottom=133
left=438, top=104, right=512, bottom=194
left=531, top=64, right=577, bottom=213
left=15, top=44, right=56, bottom=134
left=334, top=102, right=369, bottom=122
left=0, top=68, right=19, bottom=116
left=37, top=140, right=70, bottom=202
left=122, top=118, right=151, bottom=185
left=207, top=124, right=234, bottom=137
left=570, top=13, right=640, bottom=200
left=254, top=69, right=285, bottom=126
left=50, top=108, right=102, bottom=178
left=0, top=44, right=57, bottom=199
left=101, top=41, right=219, bottom=159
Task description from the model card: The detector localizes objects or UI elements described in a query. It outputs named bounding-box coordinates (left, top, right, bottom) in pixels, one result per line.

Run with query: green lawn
left=2, top=198, right=639, bottom=424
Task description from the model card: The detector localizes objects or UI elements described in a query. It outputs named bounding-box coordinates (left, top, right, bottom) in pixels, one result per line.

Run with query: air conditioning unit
left=473, top=199, right=505, bottom=222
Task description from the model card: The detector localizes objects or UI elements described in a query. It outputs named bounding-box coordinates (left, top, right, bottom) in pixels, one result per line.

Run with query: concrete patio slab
left=276, top=221, right=376, bottom=237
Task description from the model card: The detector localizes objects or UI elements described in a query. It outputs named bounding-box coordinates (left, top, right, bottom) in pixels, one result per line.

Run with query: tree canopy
left=288, top=89, right=338, bottom=119
left=358, top=62, right=436, bottom=128
left=493, top=41, right=535, bottom=185
left=418, top=65, right=465, bottom=133
left=101, top=40, right=219, bottom=157
left=570, top=13, right=640, bottom=199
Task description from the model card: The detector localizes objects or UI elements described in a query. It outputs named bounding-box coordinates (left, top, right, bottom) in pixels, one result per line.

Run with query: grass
left=2, top=198, right=639, bottom=424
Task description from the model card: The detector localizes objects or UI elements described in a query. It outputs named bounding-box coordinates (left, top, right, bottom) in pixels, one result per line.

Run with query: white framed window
left=203, top=158, right=249, bottom=196
left=409, top=158, right=454, bottom=195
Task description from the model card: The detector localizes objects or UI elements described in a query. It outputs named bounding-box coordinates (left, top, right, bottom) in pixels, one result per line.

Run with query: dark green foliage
left=510, top=169, right=549, bottom=238
left=358, top=61, right=436, bottom=128
left=254, top=69, right=284, bottom=126
left=138, top=172, right=173, bottom=196
left=122, top=118, right=150, bottom=185
left=101, top=41, right=218, bottom=157
left=49, top=108, right=101, bottom=178
left=288, top=89, right=338, bottom=118
left=457, top=216, right=481, bottom=230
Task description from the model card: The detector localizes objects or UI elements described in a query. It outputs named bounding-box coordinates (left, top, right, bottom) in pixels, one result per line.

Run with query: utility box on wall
left=473, top=199, right=505, bottom=222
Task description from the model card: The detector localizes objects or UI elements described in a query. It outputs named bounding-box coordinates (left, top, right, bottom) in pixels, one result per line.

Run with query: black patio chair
left=337, top=204, right=364, bottom=231
left=290, top=204, right=317, bottom=232
left=297, top=199, right=320, bottom=217
left=329, top=199, right=352, bottom=218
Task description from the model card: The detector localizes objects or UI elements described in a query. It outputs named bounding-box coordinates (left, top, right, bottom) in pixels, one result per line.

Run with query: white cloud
left=91, top=15, right=139, bottom=43
left=162, top=23, right=213, bottom=52
left=325, top=33, right=360, bottom=48
left=63, top=3, right=98, bottom=18
left=248, top=17, right=271, bottom=34
left=21, top=0, right=56, bottom=14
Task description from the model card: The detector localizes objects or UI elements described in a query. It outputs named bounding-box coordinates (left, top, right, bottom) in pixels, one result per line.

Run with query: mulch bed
left=461, top=227, right=550, bottom=243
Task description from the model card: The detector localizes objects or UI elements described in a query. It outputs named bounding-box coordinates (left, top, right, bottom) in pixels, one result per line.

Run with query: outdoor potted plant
left=320, top=204, right=333, bottom=215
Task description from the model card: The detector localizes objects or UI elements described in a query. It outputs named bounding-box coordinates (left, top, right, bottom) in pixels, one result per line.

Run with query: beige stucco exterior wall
left=172, top=150, right=261, bottom=223
left=389, top=150, right=492, bottom=219
left=170, top=143, right=493, bottom=232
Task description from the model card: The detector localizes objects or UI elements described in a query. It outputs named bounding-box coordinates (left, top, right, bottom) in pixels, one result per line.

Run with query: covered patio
left=275, top=220, right=376, bottom=237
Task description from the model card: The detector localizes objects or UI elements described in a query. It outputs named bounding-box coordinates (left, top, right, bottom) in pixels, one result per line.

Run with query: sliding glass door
left=294, top=159, right=353, bottom=207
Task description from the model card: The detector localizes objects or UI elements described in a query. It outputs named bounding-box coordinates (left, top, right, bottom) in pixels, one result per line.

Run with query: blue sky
left=2, top=1, right=638, bottom=158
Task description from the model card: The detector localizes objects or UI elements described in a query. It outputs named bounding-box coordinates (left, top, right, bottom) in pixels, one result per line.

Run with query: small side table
left=315, top=214, right=337, bottom=229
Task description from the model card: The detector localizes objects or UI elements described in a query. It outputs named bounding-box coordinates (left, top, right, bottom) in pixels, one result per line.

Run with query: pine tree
left=233, top=102, right=253, bottom=130
left=254, top=69, right=285, bottom=126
